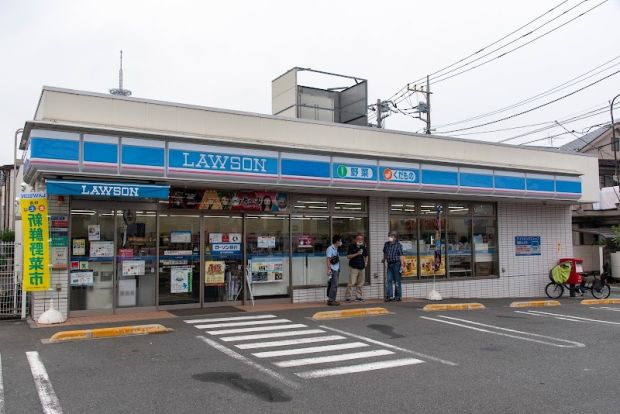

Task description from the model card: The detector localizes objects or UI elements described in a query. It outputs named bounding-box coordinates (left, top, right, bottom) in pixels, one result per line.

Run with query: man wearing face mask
left=345, top=233, right=368, bottom=302
left=326, top=234, right=342, bottom=306
left=382, top=231, right=405, bottom=302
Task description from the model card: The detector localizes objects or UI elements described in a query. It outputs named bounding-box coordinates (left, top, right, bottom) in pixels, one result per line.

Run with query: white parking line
left=207, top=323, right=307, bottom=335
left=184, top=315, right=277, bottom=324
left=26, top=351, right=63, bottom=414
left=196, top=336, right=299, bottom=389
left=319, top=325, right=459, bottom=366
left=195, top=319, right=291, bottom=329
left=295, top=358, right=424, bottom=379
left=220, top=329, right=326, bottom=342
left=0, top=353, right=4, bottom=414
left=590, top=306, right=620, bottom=312
left=420, top=315, right=585, bottom=348
left=253, top=342, right=368, bottom=358
left=518, top=310, right=620, bottom=325
left=275, top=350, right=395, bottom=368
left=235, top=335, right=346, bottom=350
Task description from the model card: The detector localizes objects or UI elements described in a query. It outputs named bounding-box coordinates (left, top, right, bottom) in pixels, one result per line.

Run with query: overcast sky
left=1, top=0, right=619, bottom=165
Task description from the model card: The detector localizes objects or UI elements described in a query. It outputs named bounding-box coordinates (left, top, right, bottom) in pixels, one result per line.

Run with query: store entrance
left=204, top=215, right=244, bottom=303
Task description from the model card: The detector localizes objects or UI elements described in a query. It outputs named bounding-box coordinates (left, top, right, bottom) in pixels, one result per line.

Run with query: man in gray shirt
left=326, top=234, right=342, bottom=306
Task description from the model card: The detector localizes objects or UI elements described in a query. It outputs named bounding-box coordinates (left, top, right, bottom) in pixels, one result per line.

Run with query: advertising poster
left=51, top=247, right=68, bottom=270
left=402, top=256, right=417, bottom=277
left=20, top=192, right=50, bottom=291
left=250, top=258, right=284, bottom=283
left=50, top=215, right=69, bottom=230
left=72, top=239, right=86, bottom=256
left=88, top=224, right=101, bottom=241
left=205, top=261, right=226, bottom=285
left=257, top=236, right=276, bottom=249
left=170, top=266, right=193, bottom=293
left=70, top=271, right=94, bottom=286
left=297, top=235, right=314, bottom=248
left=515, top=236, right=541, bottom=256
left=122, top=260, right=146, bottom=276
left=420, top=255, right=445, bottom=277
left=90, top=241, right=114, bottom=257
left=169, top=189, right=288, bottom=213
left=171, top=231, right=192, bottom=243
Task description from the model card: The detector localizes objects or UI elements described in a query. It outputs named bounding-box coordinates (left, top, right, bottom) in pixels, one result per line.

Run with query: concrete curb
left=47, top=324, right=173, bottom=343
left=422, top=303, right=485, bottom=312
left=580, top=298, right=620, bottom=305
left=312, top=307, right=389, bottom=320
left=509, top=300, right=561, bottom=308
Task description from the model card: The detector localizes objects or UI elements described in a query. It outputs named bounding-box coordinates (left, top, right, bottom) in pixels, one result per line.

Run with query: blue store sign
left=46, top=180, right=170, bottom=200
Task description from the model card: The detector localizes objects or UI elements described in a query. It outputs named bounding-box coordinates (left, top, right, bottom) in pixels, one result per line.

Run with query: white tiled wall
left=293, top=200, right=573, bottom=302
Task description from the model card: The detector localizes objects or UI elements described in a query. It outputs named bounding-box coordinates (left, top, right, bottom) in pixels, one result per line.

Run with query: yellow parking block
left=48, top=324, right=172, bottom=343
left=580, top=298, right=620, bottom=305
left=509, top=300, right=561, bottom=308
left=423, top=303, right=485, bottom=312
left=313, top=307, right=389, bottom=320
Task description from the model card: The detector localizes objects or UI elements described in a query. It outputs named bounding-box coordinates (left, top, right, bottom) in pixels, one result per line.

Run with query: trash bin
left=559, top=258, right=583, bottom=297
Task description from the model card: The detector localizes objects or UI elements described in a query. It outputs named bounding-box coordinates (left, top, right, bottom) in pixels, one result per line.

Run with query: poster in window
left=169, top=189, right=288, bottom=212
left=90, top=241, right=114, bottom=258
left=257, top=236, right=276, bottom=248
left=88, top=224, right=101, bottom=241
left=170, top=266, right=193, bottom=293
left=250, top=258, right=284, bottom=283
left=121, top=260, right=146, bottom=276
left=171, top=231, right=192, bottom=244
left=51, top=247, right=68, bottom=270
left=70, top=270, right=94, bottom=286
left=205, top=261, right=226, bottom=285
left=73, top=239, right=86, bottom=256
left=402, top=256, right=417, bottom=277
left=420, top=255, right=445, bottom=276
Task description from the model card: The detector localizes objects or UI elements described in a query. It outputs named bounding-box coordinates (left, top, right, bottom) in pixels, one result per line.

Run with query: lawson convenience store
left=20, top=87, right=598, bottom=319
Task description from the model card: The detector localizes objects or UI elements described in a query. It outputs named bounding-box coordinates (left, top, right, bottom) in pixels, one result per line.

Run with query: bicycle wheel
left=592, top=283, right=611, bottom=299
left=545, top=282, right=564, bottom=299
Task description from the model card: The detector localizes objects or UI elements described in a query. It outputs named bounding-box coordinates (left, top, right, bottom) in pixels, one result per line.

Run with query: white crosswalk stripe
left=206, top=323, right=308, bottom=335
left=26, top=351, right=63, bottom=414
left=236, top=335, right=346, bottom=350
left=220, top=329, right=327, bottom=342
left=186, top=313, right=427, bottom=380
left=0, top=352, right=4, bottom=414
left=253, top=342, right=369, bottom=358
left=275, top=350, right=395, bottom=368
left=195, top=318, right=291, bottom=329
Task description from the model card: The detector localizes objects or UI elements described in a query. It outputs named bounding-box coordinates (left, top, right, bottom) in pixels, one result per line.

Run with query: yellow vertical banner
left=20, top=192, right=50, bottom=291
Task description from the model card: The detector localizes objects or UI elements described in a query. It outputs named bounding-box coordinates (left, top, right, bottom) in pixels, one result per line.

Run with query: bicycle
left=545, top=271, right=611, bottom=299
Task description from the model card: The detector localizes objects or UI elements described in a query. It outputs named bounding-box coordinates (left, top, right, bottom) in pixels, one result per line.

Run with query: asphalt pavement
left=1, top=297, right=620, bottom=414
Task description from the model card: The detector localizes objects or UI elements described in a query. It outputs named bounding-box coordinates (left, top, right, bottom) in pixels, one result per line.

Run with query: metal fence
left=0, top=241, right=24, bottom=319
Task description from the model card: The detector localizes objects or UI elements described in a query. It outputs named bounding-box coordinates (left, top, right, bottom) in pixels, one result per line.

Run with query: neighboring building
left=560, top=123, right=620, bottom=245
left=0, top=164, right=19, bottom=232
left=19, top=73, right=598, bottom=321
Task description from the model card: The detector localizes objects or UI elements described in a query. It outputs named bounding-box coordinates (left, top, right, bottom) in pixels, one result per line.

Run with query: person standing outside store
left=326, top=235, right=342, bottom=306
left=382, top=231, right=405, bottom=302
left=346, top=233, right=368, bottom=302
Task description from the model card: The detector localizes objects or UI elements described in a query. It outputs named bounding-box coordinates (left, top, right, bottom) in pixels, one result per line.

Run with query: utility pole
left=376, top=98, right=383, bottom=129
left=611, top=93, right=620, bottom=185
left=407, top=75, right=432, bottom=134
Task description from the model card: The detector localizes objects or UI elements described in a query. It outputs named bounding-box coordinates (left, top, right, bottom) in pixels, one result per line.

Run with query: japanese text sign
left=20, top=193, right=50, bottom=291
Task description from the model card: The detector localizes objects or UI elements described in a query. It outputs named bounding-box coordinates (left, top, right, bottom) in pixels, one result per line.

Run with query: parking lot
left=1, top=296, right=620, bottom=414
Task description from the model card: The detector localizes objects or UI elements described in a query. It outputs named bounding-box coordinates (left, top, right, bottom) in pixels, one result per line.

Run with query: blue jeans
left=386, top=262, right=401, bottom=299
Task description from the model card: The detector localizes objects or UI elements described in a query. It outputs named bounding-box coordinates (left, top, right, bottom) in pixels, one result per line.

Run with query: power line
left=435, top=54, right=620, bottom=129
left=437, top=68, right=620, bottom=134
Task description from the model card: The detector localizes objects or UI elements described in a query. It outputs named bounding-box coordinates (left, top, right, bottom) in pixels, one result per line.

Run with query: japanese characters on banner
left=20, top=193, right=50, bottom=291
left=205, top=261, right=226, bottom=285
left=169, top=189, right=288, bottom=212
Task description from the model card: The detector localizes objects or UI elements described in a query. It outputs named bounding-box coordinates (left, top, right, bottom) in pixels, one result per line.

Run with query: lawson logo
left=81, top=185, right=140, bottom=197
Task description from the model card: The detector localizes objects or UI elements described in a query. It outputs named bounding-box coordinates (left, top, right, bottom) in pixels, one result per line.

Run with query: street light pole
left=611, top=94, right=620, bottom=185
left=13, top=128, right=23, bottom=318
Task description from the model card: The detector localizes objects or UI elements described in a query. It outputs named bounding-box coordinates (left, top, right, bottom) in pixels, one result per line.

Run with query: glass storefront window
left=333, top=198, right=366, bottom=212
left=473, top=217, right=499, bottom=277
left=291, top=215, right=330, bottom=286
left=332, top=216, right=369, bottom=284
left=390, top=217, right=418, bottom=278
left=419, top=204, right=446, bottom=278
left=293, top=196, right=329, bottom=212
left=204, top=216, right=244, bottom=302
left=69, top=208, right=115, bottom=311
left=246, top=214, right=290, bottom=297
left=447, top=204, right=472, bottom=278
left=116, top=209, right=157, bottom=307
left=158, top=215, right=200, bottom=306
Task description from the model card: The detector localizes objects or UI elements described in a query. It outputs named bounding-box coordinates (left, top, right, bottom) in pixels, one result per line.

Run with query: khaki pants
left=346, top=268, right=365, bottom=299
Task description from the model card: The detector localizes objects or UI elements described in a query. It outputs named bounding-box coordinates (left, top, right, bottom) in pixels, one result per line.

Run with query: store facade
left=20, top=87, right=599, bottom=319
